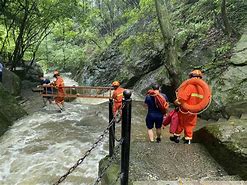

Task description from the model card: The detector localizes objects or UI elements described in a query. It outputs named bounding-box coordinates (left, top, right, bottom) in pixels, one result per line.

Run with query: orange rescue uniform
left=175, top=83, right=204, bottom=140
left=54, top=76, right=65, bottom=104
left=112, top=87, right=124, bottom=116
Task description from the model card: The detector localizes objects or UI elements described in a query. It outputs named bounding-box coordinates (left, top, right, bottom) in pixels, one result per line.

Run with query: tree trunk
left=221, top=0, right=238, bottom=37
left=154, top=0, right=181, bottom=89
left=221, top=0, right=231, bottom=36
left=25, top=29, right=51, bottom=74
left=11, top=23, right=27, bottom=70
left=0, top=8, right=22, bottom=54
left=10, top=1, right=29, bottom=70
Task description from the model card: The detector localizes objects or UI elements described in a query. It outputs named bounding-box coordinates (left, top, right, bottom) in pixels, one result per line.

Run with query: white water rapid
left=0, top=74, right=110, bottom=185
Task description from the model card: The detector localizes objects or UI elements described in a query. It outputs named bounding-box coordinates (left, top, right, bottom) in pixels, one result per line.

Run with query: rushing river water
left=0, top=74, right=110, bottom=185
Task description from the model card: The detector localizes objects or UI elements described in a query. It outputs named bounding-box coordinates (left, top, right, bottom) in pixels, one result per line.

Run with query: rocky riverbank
left=20, top=80, right=45, bottom=114
left=0, top=71, right=27, bottom=136
left=0, top=85, right=27, bottom=136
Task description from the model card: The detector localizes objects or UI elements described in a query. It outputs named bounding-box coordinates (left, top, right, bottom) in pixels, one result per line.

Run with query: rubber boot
left=184, top=139, right=191, bottom=144
left=170, top=135, right=180, bottom=143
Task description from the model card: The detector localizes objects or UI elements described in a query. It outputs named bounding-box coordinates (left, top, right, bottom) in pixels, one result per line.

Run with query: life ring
left=177, top=78, right=211, bottom=113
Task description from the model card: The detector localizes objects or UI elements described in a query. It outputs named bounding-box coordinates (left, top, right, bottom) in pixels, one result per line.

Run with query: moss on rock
left=194, top=118, right=247, bottom=180
left=0, top=83, right=27, bottom=136
left=98, top=155, right=121, bottom=185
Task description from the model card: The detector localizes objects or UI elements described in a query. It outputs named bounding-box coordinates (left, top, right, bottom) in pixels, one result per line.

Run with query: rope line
left=178, top=96, right=212, bottom=115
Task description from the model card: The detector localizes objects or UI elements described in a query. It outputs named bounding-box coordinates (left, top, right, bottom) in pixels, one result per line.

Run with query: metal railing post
left=109, top=98, right=115, bottom=157
left=121, top=90, right=132, bottom=185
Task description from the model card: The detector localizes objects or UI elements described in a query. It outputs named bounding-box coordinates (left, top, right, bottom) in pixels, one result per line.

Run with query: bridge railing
left=39, top=85, right=113, bottom=99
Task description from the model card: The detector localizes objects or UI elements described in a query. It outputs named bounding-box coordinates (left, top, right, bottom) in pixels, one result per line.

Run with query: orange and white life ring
left=177, top=78, right=211, bottom=113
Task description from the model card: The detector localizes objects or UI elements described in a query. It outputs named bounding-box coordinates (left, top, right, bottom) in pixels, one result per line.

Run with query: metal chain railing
left=93, top=139, right=123, bottom=185
left=92, top=100, right=127, bottom=184
left=53, top=90, right=132, bottom=185
left=53, top=118, right=116, bottom=185
left=112, top=102, right=126, bottom=142
left=115, top=101, right=126, bottom=123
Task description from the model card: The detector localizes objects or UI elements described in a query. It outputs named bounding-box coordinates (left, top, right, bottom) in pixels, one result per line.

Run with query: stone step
left=133, top=180, right=247, bottom=185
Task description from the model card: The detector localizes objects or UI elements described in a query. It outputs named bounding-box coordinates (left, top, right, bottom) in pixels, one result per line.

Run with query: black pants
left=0, top=72, right=2, bottom=82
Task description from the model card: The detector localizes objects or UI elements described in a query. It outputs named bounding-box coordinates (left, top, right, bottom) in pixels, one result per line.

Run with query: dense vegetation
left=0, top=0, right=246, bottom=77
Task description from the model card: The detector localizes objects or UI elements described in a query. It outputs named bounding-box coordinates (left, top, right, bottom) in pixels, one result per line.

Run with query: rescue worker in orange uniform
left=51, top=70, right=65, bottom=112
left=111, top=81, right=125, bottom=117
left=170, top=69, right=205, bottom=144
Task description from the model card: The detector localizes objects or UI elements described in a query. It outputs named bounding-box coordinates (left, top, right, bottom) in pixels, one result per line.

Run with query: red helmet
left=189, top=69, right=203, bottom=78
left=112, top=81, right=120, bottom=87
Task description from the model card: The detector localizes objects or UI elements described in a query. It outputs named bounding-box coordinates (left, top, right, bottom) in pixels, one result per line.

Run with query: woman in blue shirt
left=145, top=83, right=168, bottom=143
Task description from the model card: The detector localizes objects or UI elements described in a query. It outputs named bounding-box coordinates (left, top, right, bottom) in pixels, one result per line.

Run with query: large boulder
left=132, top=66, right=171, bottom=95
left=75, top=19, right=173, bottom=101
left=12, top=61, right=43, bottom=82
left=206, top=31, right=247, bottom=119
left=194, top=116, right=247, bottom=180
left=2, top=68, right=21, bottom=96
left=24, top=61, right=43, bottom=82
left=0, top=83, right=27, bottom=136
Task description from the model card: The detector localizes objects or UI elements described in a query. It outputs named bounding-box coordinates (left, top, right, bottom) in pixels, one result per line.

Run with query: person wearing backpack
left=145, top=83, right=169, bottom=143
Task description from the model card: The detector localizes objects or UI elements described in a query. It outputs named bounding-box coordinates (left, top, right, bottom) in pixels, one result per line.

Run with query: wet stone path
left=129, top=141, right=240, bottom=181
left=128, top=102, right=245, bottom=184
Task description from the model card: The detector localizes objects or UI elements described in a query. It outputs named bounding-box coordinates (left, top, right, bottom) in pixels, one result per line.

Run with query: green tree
left=154, top=0, right=181, bottom=88
left=0, top=0, right=80, bottom=70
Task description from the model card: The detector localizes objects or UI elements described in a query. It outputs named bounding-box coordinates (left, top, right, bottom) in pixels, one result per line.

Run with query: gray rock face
left=132, top=66, right=171, bottom=95
left=2, top=69, right=21, bottom=96
left=24, top=61, right=43, bottom=82
left=79, top=47, right=165, bottom=89
left=231, top=33, right=247, bottom=65
left=76, top=19, right=168, bottom=90
left=77, top=22, right=246, bottom=120
left=207, top=32, right=247, bottom=119
left=0, top=83, right=27, bottom=136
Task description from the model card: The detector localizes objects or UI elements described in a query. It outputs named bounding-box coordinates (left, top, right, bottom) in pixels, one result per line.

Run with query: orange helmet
left=189, top=69, right=203, bottom=78
left=112, top=81, right=120, bottom=87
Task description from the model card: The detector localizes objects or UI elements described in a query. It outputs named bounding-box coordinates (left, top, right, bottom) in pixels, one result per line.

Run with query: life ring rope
left=178, top=95, right=212, bottom=115
left=177, top=78, right=211, bottom=114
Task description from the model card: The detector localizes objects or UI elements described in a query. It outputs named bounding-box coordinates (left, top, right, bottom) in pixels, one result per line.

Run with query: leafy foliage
left=0, top=0, right=246, bottom=75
